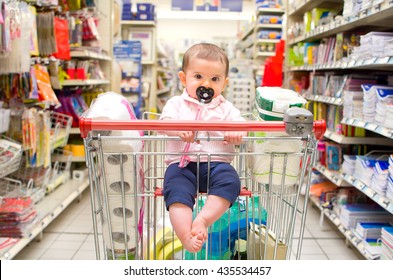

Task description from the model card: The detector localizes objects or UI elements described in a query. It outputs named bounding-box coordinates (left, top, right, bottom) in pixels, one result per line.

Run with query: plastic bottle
left=231, top=239, right=247, bottom=260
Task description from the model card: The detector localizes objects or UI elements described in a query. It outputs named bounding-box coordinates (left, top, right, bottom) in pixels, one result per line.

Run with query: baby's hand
left=223, top=131, right=244, bottom=145
left=178, top=131, right=195, bottom=143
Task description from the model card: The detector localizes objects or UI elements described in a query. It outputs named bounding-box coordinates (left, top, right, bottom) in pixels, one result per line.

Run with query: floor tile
left=12, top=188, right=367, bottom=260
left=72, top=250, right=97, bottom=260
left=299, top=254, right=329, bottom=260
left=13, top=247, right=47, bottom=260
left=39, top=249, right=76, bottom=260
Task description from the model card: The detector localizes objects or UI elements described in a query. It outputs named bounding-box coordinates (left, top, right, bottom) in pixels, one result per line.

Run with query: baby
left=159, top=43, right=246, bottom=252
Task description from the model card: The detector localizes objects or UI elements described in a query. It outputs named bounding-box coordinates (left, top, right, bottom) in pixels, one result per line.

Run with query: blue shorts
left=163, top=162, right=241, bottom=210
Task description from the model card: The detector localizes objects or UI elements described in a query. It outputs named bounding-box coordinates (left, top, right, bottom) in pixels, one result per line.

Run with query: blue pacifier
left=196, top=86, right=214, bottom=104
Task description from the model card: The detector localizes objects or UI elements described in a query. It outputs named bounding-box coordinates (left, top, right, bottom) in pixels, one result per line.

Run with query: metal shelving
left=287, top=0, right=393, bottom=260
left=0, top=177, right=89, bottom=260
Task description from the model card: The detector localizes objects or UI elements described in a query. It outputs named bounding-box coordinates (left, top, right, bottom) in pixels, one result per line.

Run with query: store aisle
left=14, top=188, right=363, bottom=260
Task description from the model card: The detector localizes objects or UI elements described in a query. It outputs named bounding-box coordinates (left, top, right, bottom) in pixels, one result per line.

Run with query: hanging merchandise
left=67, top=0, right=82, bottom=11
left=37, top=11, right=57, bottom=57
left=69, top=17, right=83, bottom=47
left=0, top=1, right=11, bottom=57
left=59, top=0, right=70, bottom=11
left=40, top=110, right=51, bottom=168
left=34, top=64, right=60, bottom=107
left=0, top=2, right=32, bottom=74
left=82, top=15, right=99, bottom=41
left=53, top=16, right=71, bottom=60
left=22, top=108, right=37, bottom=167
left=28, top=6, right=39, bottom=56
left=0, top=72, right=31, bottom=101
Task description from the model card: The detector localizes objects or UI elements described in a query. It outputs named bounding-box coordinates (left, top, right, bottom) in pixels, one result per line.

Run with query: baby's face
left=179, top=57, right=228, bottom=101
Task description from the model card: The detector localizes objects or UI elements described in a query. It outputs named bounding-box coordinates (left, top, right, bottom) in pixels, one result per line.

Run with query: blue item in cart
left=185, top=196, right=267, bottom=260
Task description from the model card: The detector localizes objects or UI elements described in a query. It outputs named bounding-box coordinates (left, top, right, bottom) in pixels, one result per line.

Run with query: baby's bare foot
left=191, top=218, right=208, bottom=242
left=180, top=233, right=204, bottom=253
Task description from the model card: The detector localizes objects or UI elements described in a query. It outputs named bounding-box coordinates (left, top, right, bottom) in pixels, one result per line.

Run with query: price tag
left=348, top=60, right=356, bottom=67
left=366, top=122, right=378, bottom=131
left=375, top=126, right=387, bottom=134
left=378, top=197, right=389, bottom=206
left=376, top=56, right=390, bottom=64
left=365, top=188, right=375, bottom=197
left=359, top=10, right=367, bottom=18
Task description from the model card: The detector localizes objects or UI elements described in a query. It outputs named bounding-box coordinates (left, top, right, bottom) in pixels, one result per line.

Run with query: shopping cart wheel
left=284, top=107, right=313, bottom=137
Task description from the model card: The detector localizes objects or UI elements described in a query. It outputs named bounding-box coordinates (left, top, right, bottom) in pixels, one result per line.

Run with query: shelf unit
left=286, top=0, right=393, bottom=259
left=0, top=177, right=89, bottom=260
left=237, top=7, right=285, bottom=85
left=65, top=49, right=112, bottom=89
left=120, top=20, right=157, bottom=114
left=0, top=1, right=115, bottom=260
left=309, top=196, right=378, bottom=260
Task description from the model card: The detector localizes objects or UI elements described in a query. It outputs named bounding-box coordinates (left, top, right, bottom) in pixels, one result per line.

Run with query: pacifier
left=196, top=86, right=214, bottom=104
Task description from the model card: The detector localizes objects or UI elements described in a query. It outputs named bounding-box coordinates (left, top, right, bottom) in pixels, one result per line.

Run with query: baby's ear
left=178, top=71, right=186, bottom=86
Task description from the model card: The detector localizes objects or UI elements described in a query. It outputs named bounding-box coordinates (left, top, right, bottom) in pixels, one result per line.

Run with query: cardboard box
left=247, top=222, right=287, bottom=260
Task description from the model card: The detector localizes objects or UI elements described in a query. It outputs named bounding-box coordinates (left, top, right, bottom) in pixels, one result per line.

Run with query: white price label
left=377, top=57, right=390, bottom=64
left=365, top=123, right=377, bottom=130
left=365, top=188, right=375, bottom=197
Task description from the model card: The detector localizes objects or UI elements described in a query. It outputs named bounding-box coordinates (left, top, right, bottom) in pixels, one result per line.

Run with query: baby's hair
left=182, top=43, right=229, bottom=77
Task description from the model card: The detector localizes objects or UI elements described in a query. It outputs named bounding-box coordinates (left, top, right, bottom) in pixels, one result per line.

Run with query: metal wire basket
left=0, top=135, right=23, bottom=179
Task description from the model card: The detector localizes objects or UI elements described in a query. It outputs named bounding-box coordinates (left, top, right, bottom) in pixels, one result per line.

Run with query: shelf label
left=376, top=56, right=390, bottom=64
left=348, top=60, right=356, bottom=67
left=365, top=188, right=376, bottom=197
left=365, top=122, right=378, bottom=131
left=378, top=197, right=390, bottom=207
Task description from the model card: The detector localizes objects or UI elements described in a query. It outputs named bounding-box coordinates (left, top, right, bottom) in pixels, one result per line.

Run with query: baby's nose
left=202, top=79, right=211, bottom=87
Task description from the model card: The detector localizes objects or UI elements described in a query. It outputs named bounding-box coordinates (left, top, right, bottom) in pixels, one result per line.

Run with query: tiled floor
left=14, top=188, right=363, bottom=260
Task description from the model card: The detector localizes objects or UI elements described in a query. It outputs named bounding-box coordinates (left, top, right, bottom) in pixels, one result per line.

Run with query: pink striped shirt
left=159, top=90, right=245, bottom=165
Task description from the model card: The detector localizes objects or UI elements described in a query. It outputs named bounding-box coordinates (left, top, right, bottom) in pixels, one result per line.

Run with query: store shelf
left=255, top=51, right=276, bottom=57
left=70, top=50, right=112, bottom=61
left=304, top=94, right=343, bottom=106
left=0, top=177, right=90, bottom=260
left=157, top=87, right=171, bottom=96
left=342, top=173, right=393, bottom=214
left=289, top=2, right=393, bottom=45
left=313, top=162, right=351, bottom=187
left=120, top=20, right=156, bottom=27
left=238, top=8, right=284, bottom=62
left=286, top=0, right=393, bottom=261
left=324, top=129, right=393, bottom=145
left=257, top=23, right=283, bottom=29
left=288, top=0, right=343, bottom=16
left=341, top=118, right=393, bottom=139
left=62, top=79, right=110, bottom=87
left=257, top=7, right=285, bottom=14
left=309, top=196, right=375, bottom=260
left=289, top=56, right=393, bottom=72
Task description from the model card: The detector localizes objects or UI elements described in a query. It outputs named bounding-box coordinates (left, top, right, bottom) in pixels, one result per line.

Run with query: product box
left=134, top=12, right=155, bottom=21
left=113, top=40, right=142, bottom=95
left=137, top=3, right=155, bottom=13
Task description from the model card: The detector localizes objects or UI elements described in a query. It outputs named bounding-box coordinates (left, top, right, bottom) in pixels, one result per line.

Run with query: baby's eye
left=195, top=74, right=202, bottom=79
left=212, top=77, right=219, bottom=82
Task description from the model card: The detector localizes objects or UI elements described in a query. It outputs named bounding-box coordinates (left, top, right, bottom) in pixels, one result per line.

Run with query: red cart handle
left=79, top=117, right=326, bottom=140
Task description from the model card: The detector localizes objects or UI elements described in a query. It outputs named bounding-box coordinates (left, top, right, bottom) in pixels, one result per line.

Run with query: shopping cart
left=80, top=107, right=326, bottom=260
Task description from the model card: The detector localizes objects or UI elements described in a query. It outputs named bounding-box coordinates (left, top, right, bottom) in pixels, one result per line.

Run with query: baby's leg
left=192, top=195, right=230, bottom=241
left=168, top=202, right=204, bottom=253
